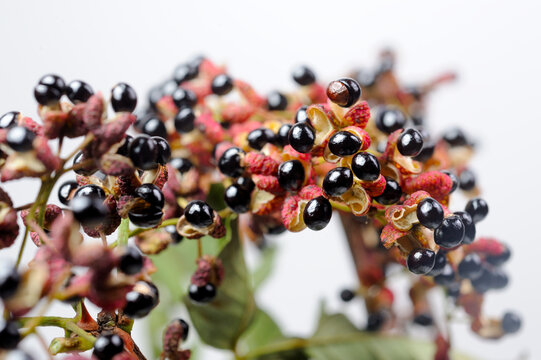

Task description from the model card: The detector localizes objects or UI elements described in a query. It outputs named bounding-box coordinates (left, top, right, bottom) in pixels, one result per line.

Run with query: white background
left=1, top=1, right=540, bottom=359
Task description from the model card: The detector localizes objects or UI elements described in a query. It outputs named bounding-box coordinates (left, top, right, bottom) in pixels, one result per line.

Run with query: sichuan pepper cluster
left=0, top=53, right=520, bottom=359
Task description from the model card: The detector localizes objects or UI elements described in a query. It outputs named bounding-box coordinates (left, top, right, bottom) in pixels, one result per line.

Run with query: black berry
left=93, top=334, right=124, bottom=360
left=340, top=289, right=355, bottom=302
left=174, top=107, right=195, bottom=133
left=465, top=198, right=489, bottom=223
left=326, top=78, right=361, bottom=107
left=413, top=314, right=433, bottom=326
left=489, top=268, right=509, bottom=290
left=427, top=251, right=447, bottom=276
left=455, top=211, right=476, bottom=244
left=57, top=180, right=79, bottom=205
left=74, top=184, right=106, bottom=201
left=111, top=83, right=137, bottom=112
left=292, top=65, right=316, bottom=86
left=148, top=86, right=163, bottom=110
left=0, top=111, right=19, bottom=129
left=218, top=147, right=245, bottom=177
left=412, top=141, right=435, bottom=162
left=407, top=248, right=436, bottom=275
left=161, top=79, right=178, bottom=96
left=66, top=80, right=94, bottom=103
left=397, top=128, right=423, bottom=157
left=211, top=74, right=234, bottom=95
left=442, top=128, right=468, bottom=147
left=184, top=200, right=214, bottom=228
left=434, top=215, right=465, bottom=248
left=34, top=84, right=62, bottom=105
left=123, top=281, right=159, bottom=318
left=0, top=263, right=20, bottom=300
left=6, top=126, right=35, bottom=152
left=366, top=311, right=386, bottom=332
left=288, top=122, right=315, bottom=153
left=328, top=131, right=362, bottom=156
left=152, top=136, right=171, bottom=164
left=70, top=196, right=108, bottom=226
left=128, top=207, right=163, bottom=228
left=170, top=157, right=193, bottom=174
left=0, top=320, right=20, bottom=350
left=295, top=105, right=309, bottom=123
left=457, top=253, right=483, bottom=280
left=72, top=151, right=97, bottom=176
left=278, top=160, right=305, bottom=192
left=441, top=170, right=458, bottom=193
left=119, top=246, right=144, bottom=275
left=129, top=135, right=158, bottom=170
left=188, top=283, right=217, bottom=303
left=416, top=197, right=444, bottom=229
left=266, top=91, right=288, bottom=111
left=224, top=184, right=251, bottom=213
left=323, top=167, right=353, bottom=197
left=235, top=176, right=255, bottom=192
left=374, top=177, right=402, bottom=205
left=177, top=319, right=190, bottom=341
left=165, top=224, right=184, bottom=244
left=135, top=183, right=164, bottom=208
left=433, top=264, right=456, bottom=286
left=173, top=63, right=199, bottom=84
left=276, top=124, right=292, bottom=146
left=303, top=196, right=332, bottom=231
left=140, top=116, right=167, bottom=138
left=486, top=245, right=511, bottom=267
left=458, top=169, right=476, bottom=191
left=375, top=107, right=406, bottom=134
left=502, top=312, right=521, bottom=334
left=116, top=135, right=133, bottom=157
left=39, top=74, right=65, bottom=93
left=351, top=152, right=380, bottom=181
left=172, top=88, right=197, bottom=109
left=247, top=128, right=275, bottom=150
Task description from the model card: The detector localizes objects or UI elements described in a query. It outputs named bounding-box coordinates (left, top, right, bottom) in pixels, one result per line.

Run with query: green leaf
left=206, top=183, right=226, bottom=211
left=185, top=218, right=257, bottom=350
left=237, top=309, right=283, bottom=353
left=252, top=245, right=277, bottom=290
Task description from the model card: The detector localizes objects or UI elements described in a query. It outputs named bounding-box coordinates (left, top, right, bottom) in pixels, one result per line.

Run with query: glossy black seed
left=148, top=86, right=163, bottom=110
left=457, top=253, right=483, bottom=280
left=413, top=314, right=433, bottom=326
left=433, top=264, right=456, bottom=286
left=66, top=80, right=94, bottom=103
left=34, top=84, right=62, bottom=105
left=267, top=225, right=286, bottom=235
left=442, top=128, right=468, bottom=147
left=165, top=224, right=184, bottom=244
left=455, top=211, right=476, bottom=244
left=211, top=74, right=234, bottom=95
left=6, top=126, right=35, bottom=152
left=0, top=263, right=20, bottom=300
left=489, top=268, right=509, bottom=289
left=276, top=124, right=292, bottom=146
left=129, top=135, right=158, bottom=170
left=71, top=196, right=108, bottom=226
left=446, top=282, right=461, bottom=299
left=502, top=312, right=521, bottom=334
left=185, top=200, right=214, bottom=228
left=170, top=157, right=193, bottom=174
left=323, top=167, right=353, bottom=197
left=407, top=248, right=436, bottom=275
left=340, top=289, right=355, bottom=302
left=278, top=160, right=305, bottom=192
left=0, top=320, right=20, bottom=350
left=93, top=333, right=124, bottom=360
left=151, top=136, right=171, bottom=165
left=375, top=107, right=406, bottom=134
left=326, top=78, right=361, bottom=108
left=161, top=79, right=178, bottom=96
left=173, top=63, right=199, bottom=84
left=135, top=184, right=164, bottom=208
left=224, top=184, right=251, bottom=213
left=288, top=122, right=315, bottom=153
left=72, top=151, right=97, bottom=176
left=247, top=128, right=275, bottom=150
left=58, top=180, right=79, bottom=205
left=0, top=111, right=19, bottom=129
left=177, top=319, right=190, bottom=341
left=328, top=131, right=361, bottom=156
left=188, top=283, right=216, bottom=303
left=374, top=177, right=402, bottom=205
left=116, top=135, right=133, bottom=157
left=111, top=83, right=137, bottom=112
left=486, top=245, right=511, bottom=267
left=441, top=170, right=458, bottom=193
left=128, top=207, right=163, bottom=228
left=139, top=116, right=166, bottom=139
left=218, top=147, right=245, bottom=177
left=351, top=152, right=380, bottom=181
left=235, top=177, right=255, bottom=192
left=397, top=128, right=424, bottom=157
left=465, top=198, right=489, bottom=223
left=174, top=107, right=195, bottom=133
left=416, top=197, right=444, bottom=229
left=411, top=111, right=424, bottom=126
left=123, top=281, right=159, bottom=318
left=39, top=74, right=65, bottom=92
left=119, top=246, right=144, bottom=275
left=427, top=251, right=448, bottom=277
left=172, top=88, right=197, bottom=109
left=303, top=196, right=332, bottom=231
left=74, top=184, right=106, bottom=200
left=459, top=169, right=476, bottom=191
left=266, top=91, right=288, bottom=111
left=366, top=311, right=386, bottom=332
left=295, top=105, right=309, bottom=123
left=434, top=215, right=465, bottom=248
left=292, top=65, right=316, bottom=86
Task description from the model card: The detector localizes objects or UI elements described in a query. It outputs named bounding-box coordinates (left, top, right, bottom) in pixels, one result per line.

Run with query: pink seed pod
left=209, top=215, right=226, bottom=239
left=234, top=79, right=266, bottom=107
left=221, top=103, right=255, bottom=124
left=99, top=153, right=134, bottom=176
left=195, top=109, right=226, bottom=143
left=341, top=101, right=371, bottom=129
left=307, top=83, right=327, bottom=103
left=162, top=318, right=192, bottom=360
left=402, top=171, right=453, bottom=202
left=252, top=174, right=282, bottom=194
left=19, top=116, right=44, bottom=136
left=114, top=173, right=142, bottom=197
left=152, top=165, right=169, bottom=190
left=465, top=237, right=506, bottom=257
left=65, top=102, right=89, bottom=138
left=0, top=207, right=18, bottom=249
left=380, top=223, right=409, bottom=249
left=362, top=174, right=387, bottom=197
left=156, top=95, right=177, bottom=119
left=244, top=152, right=279, bottom=175
left=191, top=255, right=224, bottom=287
left=281, top=194, right=306, bottom=232
left=199, top=58, right=225, bottom=79
left=88, top=113, right=136, bottom=158
left=49, top=212, right=83, bottom=260
left=182, top=80, right=213, bottom=102
left=82, top=93, right=105, bottom=131
left=298, top=184, right=323, bottom=200
left=34, top=135, right=61, bottom=171
left=20, top=204, right=62, bottom=230
left=42, top=110, right=69, bottom=139
left=82, top=195, right=121, bottom=237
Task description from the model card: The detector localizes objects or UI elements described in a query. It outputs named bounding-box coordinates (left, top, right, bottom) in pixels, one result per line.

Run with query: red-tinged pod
left=156, top=95, right=177, bottom=119
left=99, top=153, right=134, bottom=177
left=34, top=135, right=61, bottom=171
left=402, top=171, right=453, bottom=201
left=298, top=184, right=323, bottom=201
left=82, top=93, right=104, bottom=130
left=221, top=103, right=255, bottom=124
left=252, top=174, right=282, bottom=194
left=341, top=101, right=371, bottom=129
left=281, top=194, right=306, bottom=232
left=199, top=58, right=225, bottom=79
left=181, top=80, right=213, bottom=103
left=20, top=204, right=62, bottom=229
left=362, top=174, right=387, bottom=197
left=19, top=116, right=44, bottom=136
left=42, top=110, right=68, bottom=139
left=465, top=237, right=506, bottom=257
left=191, top=255, right=224, bottom=287
left=244, top=152, right=280, bottom=176
left=307, top=83, right=327, bottom=104
left=380, top=223, right=409, bottom=249
left=0, top=207, right=18, bottom=249
left=82, top=195, right=121, bottom=238
left=194, top=110, right=226, bottom=143
left=65, top=103, right=89, bottom=138
left=234, top=79, right=266, bottom=107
